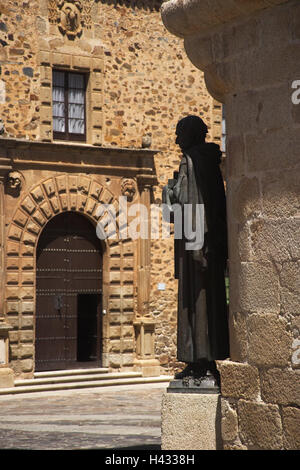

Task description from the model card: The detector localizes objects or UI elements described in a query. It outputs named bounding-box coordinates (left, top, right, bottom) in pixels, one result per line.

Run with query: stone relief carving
left=48, top=0, right=94, bottom=38
left=5, top=171, right=24, bottom=196
left=121, top=178, right=137, bottom=202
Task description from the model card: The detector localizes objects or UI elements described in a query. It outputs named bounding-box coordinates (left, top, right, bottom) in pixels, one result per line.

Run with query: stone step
left=33, top=367, right=110, bottom=379
left=0, top=375, right=172, bottom=395
left=15, top=371, right=143, bottom=387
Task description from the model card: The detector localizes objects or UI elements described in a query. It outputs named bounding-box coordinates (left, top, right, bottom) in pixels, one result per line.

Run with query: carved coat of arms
left=48, top=0, right=94, bottom=38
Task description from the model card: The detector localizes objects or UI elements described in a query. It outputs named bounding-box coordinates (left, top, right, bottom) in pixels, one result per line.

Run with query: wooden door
left=35, top=212, right=102, bottom=371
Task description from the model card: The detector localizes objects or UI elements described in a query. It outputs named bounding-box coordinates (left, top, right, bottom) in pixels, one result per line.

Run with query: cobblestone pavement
left=0, top=383, right=168, bottom=450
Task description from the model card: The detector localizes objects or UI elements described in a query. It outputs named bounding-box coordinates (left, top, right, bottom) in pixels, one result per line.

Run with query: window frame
left=52, top=69, right=88, bottom=142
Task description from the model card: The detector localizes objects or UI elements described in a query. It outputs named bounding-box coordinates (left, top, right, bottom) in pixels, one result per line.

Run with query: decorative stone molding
left=4, top=174, right=136, bottom=375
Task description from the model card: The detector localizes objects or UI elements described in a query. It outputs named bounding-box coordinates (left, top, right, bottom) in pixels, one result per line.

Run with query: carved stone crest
left=121, top=178, right=137, bottom=202
left=48, top=0, right=94, bottom=38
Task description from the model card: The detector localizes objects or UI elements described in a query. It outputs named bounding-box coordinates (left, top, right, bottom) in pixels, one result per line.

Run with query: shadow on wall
left=99, top=0, right=163, bottom=12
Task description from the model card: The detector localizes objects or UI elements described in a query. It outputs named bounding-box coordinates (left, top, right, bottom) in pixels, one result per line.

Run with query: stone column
left=133, top=177, right=160, bottom=376
left=0, top=155, right=14, bottom=387
left=162, top=0, right=300, bottom=450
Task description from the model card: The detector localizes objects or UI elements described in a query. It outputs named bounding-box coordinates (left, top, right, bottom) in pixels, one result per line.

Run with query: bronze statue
left=163, top=115, right=229, bottom=384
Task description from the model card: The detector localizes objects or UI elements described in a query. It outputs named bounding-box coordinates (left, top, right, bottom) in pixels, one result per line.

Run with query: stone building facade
left=162, top=0, right=300, bottom=450
left=0, top=0, right=222, bottom=379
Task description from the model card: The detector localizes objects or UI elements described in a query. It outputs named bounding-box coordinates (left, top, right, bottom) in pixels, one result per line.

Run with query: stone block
left=19, top=359, right=33, bottom=373
left=279, top=261, right=300, bottom=314
left=225, top=134, right=245, bottom=178
left=52, top=52, right=71, bottom=68
left=13, top=210, right=28, bottom=228
left=238, top=400, right=282, bottom=450
left=260, top=368, right=300, bottom=406
left=92, top=58, right=104, bottom=72
left=261, top=169, right=300, bottom=218
left=91, top=71, right=103, bottom=91
left=91, top=92, right=103, bottom=109
left=239, top=262, right=280, bottom=313
left=228, top=176, right=261, bottom=223
left=108, top=299, right=121, bottom=311
left=40, top=86, right=52, bottom=104
left=217, top=360, right=260, bottom=400
left=282, top=407, right=300, bottom=450
left=247, top=314, right=291, bottom=367
left=228, top=311, right=248, bottom=362
left=109, top=326, right=121, bottom=339
left=121, top=339, right=134, bottom=353
left=21, top=315, right=33, bottom=329
left=7, top=273, right=19, bottom=285
left=40, top=124, right=52, bottom=142
left=8, top=225, right=22, bottom=242
left=6, top=242, right=20, bottom=256
left=19, top=344, right=34, bottom=358
left=161, top=393, right=222, bottom=450
left=72, top=55, right=91, bottom=70
left=221, top=399, right=238, bottom=442
left=20, top=330, right=33, bottom=342
left=40, top=65, right=52, bottom=83
left=250, top=220, right=300, bottom=264
left=31, top=186, right=45, bottom=204
left=40, top=105, right=52, bottom=124
left=245, top=128, right=299, bottom=172
left=92, top=110, right=103, bottom=128
left=0, top=368, right=14, bottom=388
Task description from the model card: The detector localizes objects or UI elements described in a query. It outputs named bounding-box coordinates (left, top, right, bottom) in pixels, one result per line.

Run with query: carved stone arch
left=5, top=174, right=135, bottom=375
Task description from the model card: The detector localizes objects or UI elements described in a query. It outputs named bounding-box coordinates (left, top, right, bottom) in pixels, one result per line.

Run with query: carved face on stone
left=7, top=172, right=22, bottom=190
left=121, top=178, right=137, bottom=202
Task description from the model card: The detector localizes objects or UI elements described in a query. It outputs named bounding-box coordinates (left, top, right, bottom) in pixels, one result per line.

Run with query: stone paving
left=0, top=383, right=168, bottom=450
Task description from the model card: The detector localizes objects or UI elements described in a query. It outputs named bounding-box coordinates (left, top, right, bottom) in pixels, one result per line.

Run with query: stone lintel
left=0, top=138, right=158, bottom=181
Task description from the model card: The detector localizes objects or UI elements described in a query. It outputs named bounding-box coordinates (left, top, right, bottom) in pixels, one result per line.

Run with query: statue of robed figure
left=163, top=115, right=230, bottom=384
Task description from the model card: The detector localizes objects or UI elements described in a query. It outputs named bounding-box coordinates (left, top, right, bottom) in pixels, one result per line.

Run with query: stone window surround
left=39, top=50, right=103, bottom=146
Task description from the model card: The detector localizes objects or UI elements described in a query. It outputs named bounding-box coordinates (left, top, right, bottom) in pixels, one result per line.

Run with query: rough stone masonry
left=162, top=0, right=300, bottom=450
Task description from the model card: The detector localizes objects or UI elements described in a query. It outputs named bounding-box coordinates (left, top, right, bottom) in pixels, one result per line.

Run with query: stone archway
left=5, top=174, right=135, bottom=376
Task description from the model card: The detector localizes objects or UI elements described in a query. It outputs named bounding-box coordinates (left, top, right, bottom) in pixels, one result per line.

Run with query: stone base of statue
left=161, top=373, right=222, bottom=450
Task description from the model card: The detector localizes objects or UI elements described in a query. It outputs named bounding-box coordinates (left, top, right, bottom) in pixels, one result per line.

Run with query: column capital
left=161, top=0, right=290, bottom=101
left=161, top=0, right=288, bottom=38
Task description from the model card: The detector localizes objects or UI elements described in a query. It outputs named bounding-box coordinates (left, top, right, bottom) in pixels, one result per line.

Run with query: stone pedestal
left=161, top=388, right=222, bottom=450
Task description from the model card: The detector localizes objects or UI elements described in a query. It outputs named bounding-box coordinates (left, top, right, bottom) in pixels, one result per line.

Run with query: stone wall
left=162, top=0, right=300, bottom=450
left=0, top=0, right=222, bottom=375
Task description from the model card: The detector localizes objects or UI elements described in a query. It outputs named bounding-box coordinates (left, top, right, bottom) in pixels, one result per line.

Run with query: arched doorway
left=35, top=211, right=103, bottom=371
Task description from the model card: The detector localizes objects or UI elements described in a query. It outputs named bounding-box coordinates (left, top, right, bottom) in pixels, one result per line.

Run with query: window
left=52, top=70, right=87, bottom=142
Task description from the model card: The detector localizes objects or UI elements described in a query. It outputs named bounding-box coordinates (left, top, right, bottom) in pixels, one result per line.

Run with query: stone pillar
left=134, top=178, right=160, bottom=376
left=0, top=157, right=14, bottom=388
left=161, top=0, right=300, bottom=450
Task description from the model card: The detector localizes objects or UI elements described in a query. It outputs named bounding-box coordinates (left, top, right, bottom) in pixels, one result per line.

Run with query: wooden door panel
left=35, top=212, right=103, bottom=371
